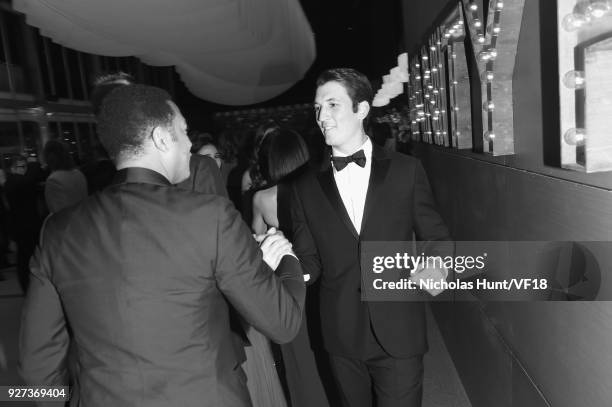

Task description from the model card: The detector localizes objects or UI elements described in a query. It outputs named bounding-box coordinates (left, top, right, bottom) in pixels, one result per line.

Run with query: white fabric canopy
left=14, top=0, right=316, bottom=105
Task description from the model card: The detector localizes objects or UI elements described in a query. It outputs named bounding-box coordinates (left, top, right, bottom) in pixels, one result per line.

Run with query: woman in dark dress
left=250, top=127, right=330, bottom=407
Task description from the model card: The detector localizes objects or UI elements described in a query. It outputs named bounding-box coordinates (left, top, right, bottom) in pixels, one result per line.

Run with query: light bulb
left=479, top=50, right=491, bottom=61
left=469, top=3, right=478, bottom=11
left=477, top=35, right=486, bottom=43
left=422, top=55, right=429, bottom=61
left=483, top=101, right=495, bottom=112
left=563, top=128, right=586, bottom=145
left=481, top=70, right=495, bottom=82
left=562, top=70, right=586, bottom=89
left=430, top=46, right=436, bottom=51
left=484, top=131, right=496, bottom=142
left=562, top=13, right=589, bottom=31
left=496, top=1, right=504, bottom=9
left=415, top=63, right=421, bottom=68
left=445, top=32, right=452, bottom=38
left=488, top=48, right=498, bottom=59
left=473, top=19, right=482, bottom=28
left=586, top=1, right=611, bottom=18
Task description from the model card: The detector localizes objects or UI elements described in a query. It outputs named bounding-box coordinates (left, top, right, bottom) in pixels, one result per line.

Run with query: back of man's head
left=90, top=72, right=134, bottom=115
left=97, top=84, right=174, bottom=161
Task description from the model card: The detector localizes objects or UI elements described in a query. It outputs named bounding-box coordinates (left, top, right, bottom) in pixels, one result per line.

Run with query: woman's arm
left=251, top=191, right=267, bottom=235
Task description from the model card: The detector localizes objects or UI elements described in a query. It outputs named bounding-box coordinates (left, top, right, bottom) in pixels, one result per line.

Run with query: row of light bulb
left=562, top=0, right=611, bottom=31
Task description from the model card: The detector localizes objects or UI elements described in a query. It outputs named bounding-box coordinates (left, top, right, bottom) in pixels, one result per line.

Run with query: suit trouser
left=329, top=325, right=423, bottom=407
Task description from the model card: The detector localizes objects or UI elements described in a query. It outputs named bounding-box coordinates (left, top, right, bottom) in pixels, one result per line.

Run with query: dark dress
left=277, top=182, right=332, bottom=407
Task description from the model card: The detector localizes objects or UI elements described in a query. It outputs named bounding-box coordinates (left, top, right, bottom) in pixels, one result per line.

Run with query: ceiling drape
left=14, top=0, right=316, bottom=105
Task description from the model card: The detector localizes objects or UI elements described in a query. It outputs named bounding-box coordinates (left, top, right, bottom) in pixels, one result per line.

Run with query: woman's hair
left=250, top=127, right=310, bottom=188
left=43, top=140, right=76, bottom=172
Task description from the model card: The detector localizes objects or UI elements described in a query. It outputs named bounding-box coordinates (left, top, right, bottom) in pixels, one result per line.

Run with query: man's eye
left=329, top=103, right=337, bottom=108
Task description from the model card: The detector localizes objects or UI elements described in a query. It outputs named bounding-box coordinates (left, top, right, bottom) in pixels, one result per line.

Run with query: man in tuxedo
left=19, top=84, right=305, bottom=407
left=290, top=68, right=452, bottom=407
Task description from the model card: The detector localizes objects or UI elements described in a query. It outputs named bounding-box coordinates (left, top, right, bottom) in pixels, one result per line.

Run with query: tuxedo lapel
left=317, top=165, right=359, bottom=240
left=360, top=145, right=391, bottom=235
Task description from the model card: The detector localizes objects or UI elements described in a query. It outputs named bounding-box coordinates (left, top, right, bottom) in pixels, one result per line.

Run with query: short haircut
left=316, top=68, right=373, bottom=112
left=90, top=72, right=134, bottom=115
left=97, top=84, right=175, bottom=160
left=252, top=127, right=310, bottom=187
left=43, top=140, right=75, bottom=171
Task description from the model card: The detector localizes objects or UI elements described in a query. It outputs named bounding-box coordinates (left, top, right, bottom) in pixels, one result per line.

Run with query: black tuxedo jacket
left=20, top=167, right=305, bottom=407
left=291, top=144, right=451, bottom=359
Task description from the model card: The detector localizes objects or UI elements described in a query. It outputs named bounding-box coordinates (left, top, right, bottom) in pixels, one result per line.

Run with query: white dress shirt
left=332, top=137, right=373, bottom=235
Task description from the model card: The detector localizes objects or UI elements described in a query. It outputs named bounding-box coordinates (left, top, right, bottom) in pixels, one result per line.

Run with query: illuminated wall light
left=422, top=56, right=429, bottom=60
left=458, top=19, right=464, bottom=25
left=479, top=50, right=491, bottom=61
left=416, top=63, right=421, bottom=68
left=473, top=19, right=482, bottom=28
left=586, top=0, right=611, bottom=19
left=562, top=13, right=590, bottom=31
left=477, top=34, right=486, bottom=43
left=563, top=128, right=586, bottom=145
left=562, top=70, right=586, bottom=89
left=454, top=106, right=460, bottom=111
left=432, top=67, right=438, bottom=72
left=452, top=53, right=457, bottom=59
left=492, top=25, right=501, bottom=34
left=469, top=2, right=478, bottom=11
left=445, top=32, right=452, bottom=38
left=496, top=1, right=504, bottom=9
left=484, top=131, right=496, bottom=142
left=433, top=89, right=439, bottom=94
left=483, top=101, right=495, bottom=112
left=488, top=48, right=498, bottom=59
left=416, top=75, right=422, bottom=80
left=481, top=70, right=495, bottom=82
left=430, top=46, right=436, bottom=51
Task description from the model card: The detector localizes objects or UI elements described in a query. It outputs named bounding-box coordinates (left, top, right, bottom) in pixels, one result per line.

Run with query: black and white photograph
left=0, top=0, right=611, bottom=406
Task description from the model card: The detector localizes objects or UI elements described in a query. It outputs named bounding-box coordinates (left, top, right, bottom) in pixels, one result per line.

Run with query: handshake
left=254, top=227, right=296, bottom=270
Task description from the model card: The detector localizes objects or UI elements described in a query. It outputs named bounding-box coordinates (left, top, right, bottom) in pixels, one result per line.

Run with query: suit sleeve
left=214, top=199, right=305, bottom=344
left=289, top=182, right=322, bottom=284
left=412, top=161, right=454, bottom=258
left=19, top=220, right=70, bottom=387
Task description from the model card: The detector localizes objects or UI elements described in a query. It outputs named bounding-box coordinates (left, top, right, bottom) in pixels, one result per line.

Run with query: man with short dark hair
left=290, top=68, right=452, bottom=407
left=20, top=84, right=305, bottom=407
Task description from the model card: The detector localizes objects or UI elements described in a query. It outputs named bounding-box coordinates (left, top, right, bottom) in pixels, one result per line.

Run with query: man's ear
left=357, top=100, right=370, bottom=120
left=151, top=126, right=171, bottom=152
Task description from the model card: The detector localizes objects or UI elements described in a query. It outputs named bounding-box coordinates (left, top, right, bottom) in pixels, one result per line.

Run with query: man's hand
left=257, top=228, right=295, bottom=270
left=409, top=260, right=448, bottom=297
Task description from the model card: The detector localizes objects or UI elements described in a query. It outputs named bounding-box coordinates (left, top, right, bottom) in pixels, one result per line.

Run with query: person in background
left=193, top=132, right=222, bottom=168
left=43, top=140, right=87, bottom=213
left=250, top=127, right=331, bottom=407
left=3, top=156, right=42, bottom=293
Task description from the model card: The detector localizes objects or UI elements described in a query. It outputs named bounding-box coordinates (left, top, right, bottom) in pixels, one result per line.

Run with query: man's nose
left=316, top=107, right=327, bottom=122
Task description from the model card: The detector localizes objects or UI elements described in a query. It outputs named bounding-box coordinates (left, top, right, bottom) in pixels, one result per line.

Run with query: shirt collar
left=111, top=167, right=172, bottom=187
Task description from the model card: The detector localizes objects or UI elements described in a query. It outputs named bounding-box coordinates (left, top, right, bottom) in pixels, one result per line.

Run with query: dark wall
left=402, top=1, right=612, bottom=406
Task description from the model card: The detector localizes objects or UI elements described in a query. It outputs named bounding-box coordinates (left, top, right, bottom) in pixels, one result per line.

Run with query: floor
left=0, top=267, right=471, bottom=407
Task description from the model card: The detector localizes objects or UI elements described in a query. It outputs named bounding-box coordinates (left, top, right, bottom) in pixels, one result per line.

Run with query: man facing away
left=19, top=84, right=305, bottom=407
left=290, top=68, right=452, bottom=407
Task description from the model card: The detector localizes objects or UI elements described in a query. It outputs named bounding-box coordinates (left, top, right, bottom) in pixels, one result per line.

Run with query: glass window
left=48, top=41, right=69, bottom=98
left=81, top=52, right=98, bottom=94
left=4, top=11, right=32, bottom=93
left=35, top=33, right=53, bottom=96
left=0, top=11, right=9, bottom=92
left=59, top=122, right=79, bottom=163
left=0, top=122, right=20, bottom=148
left=22, top=121, right=41, bottom=158
left=76, top=122, right=93, bottom=161
left=48, top=121, right=60, bottom=140
left=65, top=49, right=84, bottom=100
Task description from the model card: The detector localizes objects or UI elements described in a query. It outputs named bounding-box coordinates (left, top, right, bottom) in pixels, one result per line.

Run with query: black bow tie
left=331, top=149, right=366, bottom=171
